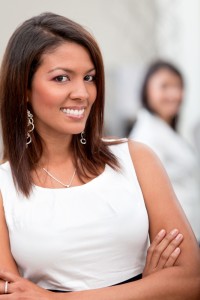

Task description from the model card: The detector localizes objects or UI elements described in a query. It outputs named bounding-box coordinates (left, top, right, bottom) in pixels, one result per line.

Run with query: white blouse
left=0, top=142, right=149, bottom=291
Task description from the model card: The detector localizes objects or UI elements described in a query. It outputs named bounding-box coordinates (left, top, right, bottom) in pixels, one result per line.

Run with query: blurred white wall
left=0, top=0, right=158, bottom=66
left=178, top=0, right=200, bottom=143
left=0, top=0, right=199, bottom=147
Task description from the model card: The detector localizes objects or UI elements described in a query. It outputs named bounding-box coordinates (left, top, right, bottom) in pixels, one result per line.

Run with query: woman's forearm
left=49, top=267, right=200, bottom=300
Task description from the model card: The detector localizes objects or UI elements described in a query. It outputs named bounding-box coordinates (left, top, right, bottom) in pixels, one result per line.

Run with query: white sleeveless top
left=0, top=142, right=149, bottom=291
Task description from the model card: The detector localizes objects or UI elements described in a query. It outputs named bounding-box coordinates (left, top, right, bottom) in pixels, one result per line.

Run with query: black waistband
left=48, top=273, right=142, bottom=293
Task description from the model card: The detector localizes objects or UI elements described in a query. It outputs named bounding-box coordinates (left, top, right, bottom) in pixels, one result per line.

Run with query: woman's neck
left=39, top=134, right=74, bottom=168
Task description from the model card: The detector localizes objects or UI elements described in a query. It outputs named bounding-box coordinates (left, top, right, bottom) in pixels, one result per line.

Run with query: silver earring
left=26, top=109, right=34, bottom=146
left=80, top=131, right=87, bottom=144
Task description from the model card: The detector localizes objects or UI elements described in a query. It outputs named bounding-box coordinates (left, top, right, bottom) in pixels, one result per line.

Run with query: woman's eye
left=84, top=75, right=95, bottom=82
left=54, top=75, right=68, bottom=82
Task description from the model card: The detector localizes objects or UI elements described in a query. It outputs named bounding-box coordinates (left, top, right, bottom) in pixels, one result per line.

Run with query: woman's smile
left=60, top=107, right=85, bottom=119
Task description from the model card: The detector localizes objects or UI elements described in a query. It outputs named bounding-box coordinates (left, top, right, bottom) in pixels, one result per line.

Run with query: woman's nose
left=69, top=80, right=89, bottom=101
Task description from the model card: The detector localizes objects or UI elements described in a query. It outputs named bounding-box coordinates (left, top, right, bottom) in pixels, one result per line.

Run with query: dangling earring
left=80, top=131, right=87, bottom=144
left=26, top=109, right=34, bottom=146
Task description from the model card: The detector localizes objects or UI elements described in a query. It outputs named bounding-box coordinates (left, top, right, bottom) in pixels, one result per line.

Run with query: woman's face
left=146, top=69, right=183, bottom=123
left=28, top=42, right=97, bottom=139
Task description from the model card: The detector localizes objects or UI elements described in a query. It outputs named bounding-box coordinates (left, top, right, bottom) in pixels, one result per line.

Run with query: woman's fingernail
left=170, top=229, right=179, bottom=236
left=158, top=229, right=166, bottom=237
left=175, top=233, right=183, bottom=240
left=174, top=247, right=181, bottom=254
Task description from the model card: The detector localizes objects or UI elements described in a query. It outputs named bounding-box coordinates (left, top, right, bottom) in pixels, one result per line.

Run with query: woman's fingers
left=145, top=229, right=166, bottom=265
left=0, top=270, right=19, bottom=295
left=148, top=229, right=182, bottom=269
left=143, top=229, right=183, bottom=277
left=0, top=280, right=5, bottom=294
left=156, top=233, right=183, bottom=269
left=164, top=247, right=181, bottom=268
left=0, top=270, right=17, bottom=282
left=0, top=279, right=12, bottom=295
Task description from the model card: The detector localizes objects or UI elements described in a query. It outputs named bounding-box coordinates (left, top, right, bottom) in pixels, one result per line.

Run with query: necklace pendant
left=42, top=167, right=76, bottom=188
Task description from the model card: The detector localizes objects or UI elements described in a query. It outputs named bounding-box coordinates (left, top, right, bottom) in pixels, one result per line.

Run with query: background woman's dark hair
left=0, top=12, right=120, bottom=196
left=141, top=60, right=184, bottom=130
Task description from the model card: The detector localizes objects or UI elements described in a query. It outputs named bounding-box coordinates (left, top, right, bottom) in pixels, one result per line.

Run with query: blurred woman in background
left=129, top=60, right=200, bottom=243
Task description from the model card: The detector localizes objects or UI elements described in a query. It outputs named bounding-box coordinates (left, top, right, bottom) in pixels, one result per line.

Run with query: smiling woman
left=29, top=42, right=97, bottom=137
left=0, top=12, right=111, bottom=194
left=0, top=12, right=199, bottom=300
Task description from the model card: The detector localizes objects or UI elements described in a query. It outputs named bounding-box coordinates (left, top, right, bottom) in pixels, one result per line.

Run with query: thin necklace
left=42, top=167, right=76, bottom=188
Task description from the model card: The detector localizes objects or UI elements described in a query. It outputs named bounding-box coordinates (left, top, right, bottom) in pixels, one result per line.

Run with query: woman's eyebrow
left=48, top=67, right=96, bottom=74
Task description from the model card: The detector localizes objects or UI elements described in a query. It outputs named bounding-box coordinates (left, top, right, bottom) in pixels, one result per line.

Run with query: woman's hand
left=0, top=270, right=52, bottom=299
left=143, top=228, right=183, bottom=277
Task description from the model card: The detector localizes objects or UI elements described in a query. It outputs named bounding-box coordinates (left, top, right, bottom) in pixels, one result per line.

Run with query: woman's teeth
left=61, top=108, right=84, bottom=116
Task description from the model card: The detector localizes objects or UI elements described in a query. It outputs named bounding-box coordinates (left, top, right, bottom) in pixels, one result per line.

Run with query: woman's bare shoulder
left=127, top=139, right=165, bottom=171
left=127, top=139, right=177, bottom=209
left=128, top=139, right=158, bottom=156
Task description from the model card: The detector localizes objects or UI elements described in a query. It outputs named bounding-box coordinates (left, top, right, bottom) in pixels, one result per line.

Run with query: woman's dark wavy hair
left=141, top=60, right=184, bottom=130
left=0, top=12, right=120, bottom=196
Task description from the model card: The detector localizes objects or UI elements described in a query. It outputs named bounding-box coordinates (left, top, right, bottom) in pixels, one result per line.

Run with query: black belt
left=48, top=273, right=142, bottom=293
